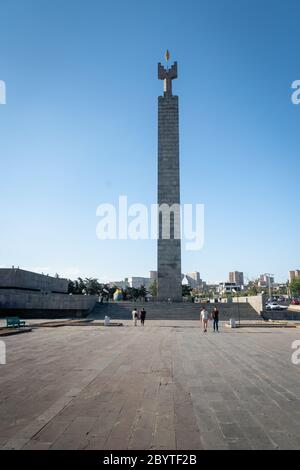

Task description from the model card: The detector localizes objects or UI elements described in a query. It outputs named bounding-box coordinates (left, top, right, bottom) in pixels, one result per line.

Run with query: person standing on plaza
left=200, top=306, right=209, bottom=332
left=140, top=307, right=146, bottom=326
left=132, top=307, right=138, bottom=326
left=211, top=306, right=219, bottom=332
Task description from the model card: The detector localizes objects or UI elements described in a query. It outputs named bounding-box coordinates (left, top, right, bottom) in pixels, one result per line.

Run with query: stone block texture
left=157, top=91, right=182, bottom=301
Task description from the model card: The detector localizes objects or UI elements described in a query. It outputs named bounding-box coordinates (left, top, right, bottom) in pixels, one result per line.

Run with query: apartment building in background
left=229, top=271, right=244, bottom=287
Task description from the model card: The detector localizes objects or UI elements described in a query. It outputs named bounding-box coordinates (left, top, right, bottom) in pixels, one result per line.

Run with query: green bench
left=6, top=317, right=26, bottom=328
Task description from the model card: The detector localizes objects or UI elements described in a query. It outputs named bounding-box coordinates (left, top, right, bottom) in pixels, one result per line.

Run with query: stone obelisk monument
left=157, top=52, right=182, bottom=301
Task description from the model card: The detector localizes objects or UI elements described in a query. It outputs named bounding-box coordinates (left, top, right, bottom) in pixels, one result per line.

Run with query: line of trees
left=67, top=277, right=148, bottom=301
left=67, top=278, right=219, bottom=302
left=67, top=277, right=196, bottom=301
left=68, top=277, right=300, bottom=302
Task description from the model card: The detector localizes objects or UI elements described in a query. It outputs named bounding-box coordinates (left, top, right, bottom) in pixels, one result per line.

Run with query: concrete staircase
left=89, top=301, right=260, bottom=321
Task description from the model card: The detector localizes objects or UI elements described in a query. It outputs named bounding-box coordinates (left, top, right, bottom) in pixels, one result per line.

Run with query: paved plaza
left=1, top=320, right=300, bottom=450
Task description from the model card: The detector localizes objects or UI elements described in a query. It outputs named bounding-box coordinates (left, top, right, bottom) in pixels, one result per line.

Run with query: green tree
left=132, top=288, right=140, bottom=301
left=290, top=278, right=300, bottom=297
left=68, top=280, right=74, bottom=294
left=247, top=285, right=258, bottom=296
left=69, top=278, right=85, bottom=294
left=123, top=287, right=133, bottom=300
left=108, top=286, right=117, bottom=300
left=84, top=278, right=102, bottom=295
left=68, top=277, right=104, bottom=295
left=149, top=280, right=157, bottom=297
left=77, top=277, right=86, bottom=294
left=139, top=285, right=147, bottom=300
left=182, top=285, right=192, bottom=298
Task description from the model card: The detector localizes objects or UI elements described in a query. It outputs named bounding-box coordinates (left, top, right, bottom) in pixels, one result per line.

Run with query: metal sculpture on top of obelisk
left=157, top=50, right=182, bottom=302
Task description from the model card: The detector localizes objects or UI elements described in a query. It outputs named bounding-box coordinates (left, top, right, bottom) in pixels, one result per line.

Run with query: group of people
left=131, top=305, right=219, bottom=331
left=131, top=307, right=146, bottom=326
left=200, top=306, right=219, bottom=333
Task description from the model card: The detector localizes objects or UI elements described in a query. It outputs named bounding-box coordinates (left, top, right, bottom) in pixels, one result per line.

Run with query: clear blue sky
left=0, top=0, right=299, bottom=283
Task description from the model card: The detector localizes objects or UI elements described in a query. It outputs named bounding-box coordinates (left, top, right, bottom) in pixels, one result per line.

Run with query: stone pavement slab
left=0, top=321, right=300, bottom=449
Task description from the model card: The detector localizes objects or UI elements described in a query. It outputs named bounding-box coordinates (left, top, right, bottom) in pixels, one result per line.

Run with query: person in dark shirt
left=211, top=307, right=219, bottom=332
left=140, top=307, right=146, bottom=326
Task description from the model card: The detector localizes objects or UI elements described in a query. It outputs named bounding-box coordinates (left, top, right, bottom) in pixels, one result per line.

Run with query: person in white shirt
left=200, top=307, right=209, bottom=332
left=132, top=308, right=138, bottom=326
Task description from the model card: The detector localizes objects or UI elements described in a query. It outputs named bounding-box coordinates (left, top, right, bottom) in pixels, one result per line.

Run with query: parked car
left=265, top=302, right=287, bottom=311
left=291, top=299, right=300, bottom=305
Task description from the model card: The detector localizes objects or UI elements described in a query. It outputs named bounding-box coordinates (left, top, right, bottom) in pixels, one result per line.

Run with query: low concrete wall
left=231, top=294, right=265, bottom=315
left=0, top=268, right=68, bottom=293
left=288, top=305, right=300, bottom=313
left=0, top=290, right=96, bottom=318
left=264, top=309, right=300, bottom=321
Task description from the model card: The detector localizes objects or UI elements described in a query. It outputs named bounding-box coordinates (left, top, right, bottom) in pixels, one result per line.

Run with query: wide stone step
left=89, top=302, right=260, bottom=321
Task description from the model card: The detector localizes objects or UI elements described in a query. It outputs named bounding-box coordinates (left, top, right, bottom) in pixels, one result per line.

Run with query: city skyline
left=0, top=264, right=296, bottom=287
left=1, top=0, right=299, bottom=284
